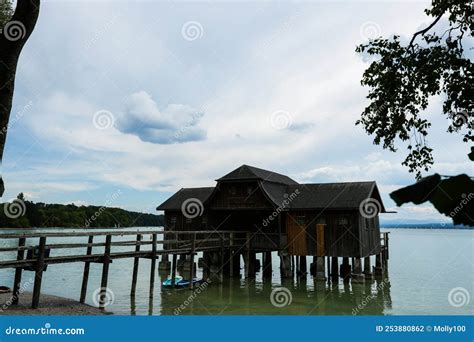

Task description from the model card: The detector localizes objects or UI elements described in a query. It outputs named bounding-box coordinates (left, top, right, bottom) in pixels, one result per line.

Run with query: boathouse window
left=337, top=216, right=349, bottom=225
left=186, top=217, right=192, bottom=224
left=317, top=217, right=326, bottom=225
left=246, top=186, right=253, bottom=195
left=170, top=216, right=177, bottom=224
left=229, top=186, right=237, bottom=195
left=202, top=216, right=208, bottom=224
left=295, top=216, right=305, bottom=226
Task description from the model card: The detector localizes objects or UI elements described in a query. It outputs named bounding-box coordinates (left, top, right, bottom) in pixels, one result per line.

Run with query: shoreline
left=0, top=291, right=110, bottom=316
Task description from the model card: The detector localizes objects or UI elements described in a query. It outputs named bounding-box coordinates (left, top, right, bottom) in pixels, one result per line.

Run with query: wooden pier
left=0, top=229, right=389, bottom=310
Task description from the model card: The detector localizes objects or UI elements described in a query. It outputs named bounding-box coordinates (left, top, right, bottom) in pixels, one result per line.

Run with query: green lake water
left=0, top=228, right=472, bottom=315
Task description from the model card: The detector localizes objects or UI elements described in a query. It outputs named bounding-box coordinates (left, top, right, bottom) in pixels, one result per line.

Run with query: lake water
left=0, top=228, right=472, bottom=315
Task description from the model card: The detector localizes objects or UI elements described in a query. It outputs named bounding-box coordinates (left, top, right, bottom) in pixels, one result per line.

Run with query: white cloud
left=116, top=91, right=206, bottom=144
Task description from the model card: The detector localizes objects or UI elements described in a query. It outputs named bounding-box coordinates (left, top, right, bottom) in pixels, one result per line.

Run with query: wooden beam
left=99, top=235, right=112, bottom=309
left=12, top=237, right=25, bottom=305
left=31, top=237, right=46, bottom=309
left=80, top=235, right=94, bottom=304
left=130, top=234, right=142, bottom=296
left=149, top=234, right=157, bottom=297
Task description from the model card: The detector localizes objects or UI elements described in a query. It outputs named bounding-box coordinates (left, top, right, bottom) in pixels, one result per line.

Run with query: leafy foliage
left=356, top=0, right=473, bottom=179
left=390, top=173, right=474, bottom=226
left=0, top=0, right=13, bottom=27
left=0, top=194, right=164, bottom=228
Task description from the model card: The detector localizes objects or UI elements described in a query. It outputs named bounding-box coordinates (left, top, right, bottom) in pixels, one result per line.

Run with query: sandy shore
left=0, top=291, right=109, bottom=315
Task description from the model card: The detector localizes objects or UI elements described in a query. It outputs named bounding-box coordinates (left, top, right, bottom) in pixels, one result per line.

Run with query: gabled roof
left=262, top=182, right=386, bottom=211
left=216, top=165, right=298, bottom=185
left=156, top=187, right=214, bottom=210
left=156, top=166, right=386, bottom=213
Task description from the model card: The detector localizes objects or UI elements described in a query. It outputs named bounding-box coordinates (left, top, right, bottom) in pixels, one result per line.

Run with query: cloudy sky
left=2, top=0, right=472, bottom=222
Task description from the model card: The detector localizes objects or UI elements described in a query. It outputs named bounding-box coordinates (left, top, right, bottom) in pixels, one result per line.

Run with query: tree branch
left=408, top=12, right=445, bottom=47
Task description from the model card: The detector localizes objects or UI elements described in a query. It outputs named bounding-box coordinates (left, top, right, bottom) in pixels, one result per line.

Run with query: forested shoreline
left=0, top=194, right=164, bottom=228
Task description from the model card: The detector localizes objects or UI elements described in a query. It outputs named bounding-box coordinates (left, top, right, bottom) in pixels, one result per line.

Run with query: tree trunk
left=0, top=0, right=41, bottom=196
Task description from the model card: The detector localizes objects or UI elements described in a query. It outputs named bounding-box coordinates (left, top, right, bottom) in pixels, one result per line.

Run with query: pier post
left=298, top=256, right=307, bottom=277
left=331, top=257, right=339, bottom=282
left=279, top=251, right=292, bottom=278
left=263, top=251, right=272, bottom=278
left=32, top=236, right=46, bottom=309
left=12, top=237, right=26, bottom=305
left=374, top=252, right=384, bottom=276
left=80, top=235, right=94, bottom=303
left=189, top=233, right=196, bottom=289
left=351, top=257, right=364, bottom=284
left=130, top=234, right=142, bottom=297
left=245, top=233, right=256, bottom=278
left=315, top=256, right=326, bottom=281
left=98, top=235, right=112, bottom=310
left=363, top=256, right=373, bottom=280
left=149, top=233, right=157, bottom=297
left=340, top=257, right=351, bottom=283
left=171, top=254, right=178, bottom=285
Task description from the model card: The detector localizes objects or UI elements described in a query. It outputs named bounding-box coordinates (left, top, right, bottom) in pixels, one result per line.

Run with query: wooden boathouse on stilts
left=157, top=164, right=390, bottom=284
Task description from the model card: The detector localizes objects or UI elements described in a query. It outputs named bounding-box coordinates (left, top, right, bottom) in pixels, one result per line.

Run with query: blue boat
left=162, top=276, right=205, bottom=288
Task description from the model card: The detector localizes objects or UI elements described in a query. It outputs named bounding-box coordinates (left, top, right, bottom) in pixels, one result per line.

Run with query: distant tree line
left=0, top=193, right=164, bottom=228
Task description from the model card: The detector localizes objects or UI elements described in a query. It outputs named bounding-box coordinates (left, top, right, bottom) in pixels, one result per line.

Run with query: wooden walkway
left=0, top=229, right=246, bottom=309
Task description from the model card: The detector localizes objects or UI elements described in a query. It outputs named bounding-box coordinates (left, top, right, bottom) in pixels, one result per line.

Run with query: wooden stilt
left=80, top=235, right=94, bottom=303
left=149, top=233, right=157, bottom=297
left=189, top=233, right=196, bottom=290
left=340, top=257, right=351, bottom=282
left=130, top=234, right=142, bottom=296
left=12, top=237, right=25, bottom=305
left=263, top=251, right=272, bottom=278
left=299, top=256, right=307, bottom=276
left=363, top=256, right=373, bottom=279
left=171, top=254, right=178, bottom=285
left=331, top=257, right=339, bottom=281
left=99, top=235, right=112, bottom=309
left=32, top=237, right=46, bottom=309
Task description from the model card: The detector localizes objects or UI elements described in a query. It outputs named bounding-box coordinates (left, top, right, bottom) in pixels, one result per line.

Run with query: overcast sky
left=2, top=0, right=472, bottom=222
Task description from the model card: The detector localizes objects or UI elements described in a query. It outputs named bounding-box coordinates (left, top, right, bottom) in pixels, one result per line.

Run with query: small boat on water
left=162, top=276, right=205, bottom=288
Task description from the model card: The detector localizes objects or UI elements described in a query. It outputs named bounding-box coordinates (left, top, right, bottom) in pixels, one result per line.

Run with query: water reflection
left=157, top=273, right=392, bottom=316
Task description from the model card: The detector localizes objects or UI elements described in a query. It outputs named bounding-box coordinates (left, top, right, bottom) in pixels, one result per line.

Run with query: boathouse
left=157, top=165, right=388, bottom=280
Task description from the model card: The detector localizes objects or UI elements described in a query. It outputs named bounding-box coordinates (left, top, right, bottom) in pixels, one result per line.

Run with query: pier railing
left=0, top=229, right=247, bottom=310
